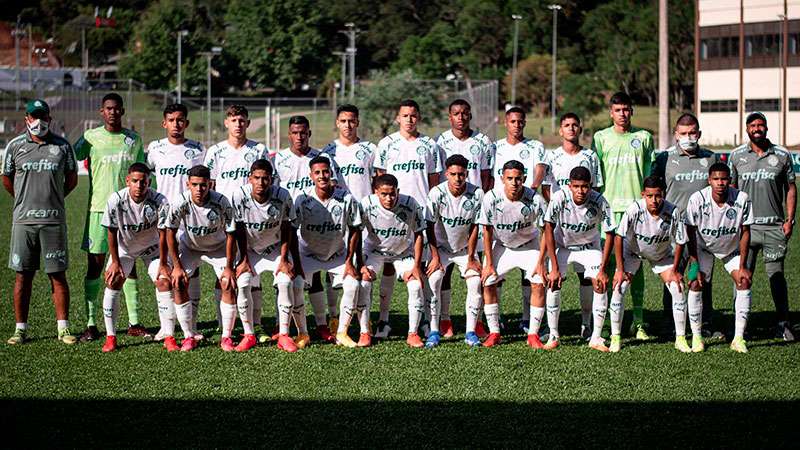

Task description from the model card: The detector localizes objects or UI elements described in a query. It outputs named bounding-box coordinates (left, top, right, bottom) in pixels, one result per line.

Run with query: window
left=701, top=100, right=738, bottom=112
left=789, top=98, right=800, bottom=111
left=700, top=36, right=739, bottom=60
left=745, top=98, right=780, bottom=112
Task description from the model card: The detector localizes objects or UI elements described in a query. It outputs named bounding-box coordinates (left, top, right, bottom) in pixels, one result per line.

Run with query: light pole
left=176, top=30, right=188, bottom=103
left=333, top=51, right=347, bottom=98
left=658, top=0, right=670, bottom=149
left=339, top=23, right=360, bottom=101
left=548, top=4, right=561, bottom=133
left=510, top=14, right=522, bottom=105
left=199, top=46, right=222, bottom=145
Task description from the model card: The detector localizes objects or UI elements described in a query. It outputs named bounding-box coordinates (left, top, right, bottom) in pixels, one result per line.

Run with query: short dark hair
left=675, top=113, right=699, bottom=128
left=505, top=106, right=526, bottom=118
left=226, top=104, right=249, bottom=118
left=187, top=165, right=211, bottom=179
left=289, top=115, right=310, bottom=127
left=609, top=91, right=632, bottom=107
left=502, top=160, right=525, bottom=174
left=445, top=154, right=469, bottom=169
left=708, top=162, right=730, bottom=176
left=643, top=175, right=666, bottom=191
left=128, top=162, right=151, bottom=175
left=101, top=93, right=124, bottom=108
left=449, top=99, right=471, bottom=113
left=398, top=99, right=420, bottom=114
left=308, top=155, right=331, bottom=169
left=373, top=174, right=398, bottom=189
left=559, top=112, right=581, bottom=125
left=336, top=104, right=359, bottom=118
left=569, top=166, right=592, bottom=182
left=250, top=159, right=273, bottom=175
left=163, top=103, right=188, bottom=118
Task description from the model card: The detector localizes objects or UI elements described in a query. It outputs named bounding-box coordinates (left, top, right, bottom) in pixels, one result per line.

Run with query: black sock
left=769, top=273, right=789, bottom=323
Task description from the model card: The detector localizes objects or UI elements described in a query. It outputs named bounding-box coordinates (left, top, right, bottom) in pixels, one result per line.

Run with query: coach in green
left=2, top=99, right=78, bottom=345
left=728, top=112, right=796, bottom=341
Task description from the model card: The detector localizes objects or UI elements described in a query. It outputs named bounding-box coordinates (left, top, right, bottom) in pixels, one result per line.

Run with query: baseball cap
left=745, top=111, right=766, bottom=125
left=25, top=99, right=50, bottom=116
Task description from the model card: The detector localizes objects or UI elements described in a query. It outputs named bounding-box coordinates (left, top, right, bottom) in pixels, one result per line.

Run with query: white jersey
left=231, top=184, right=294, bottom=254
left=375, top=132, right=443, bottom=202
left=204, top=139, right=269, bottom=199
left=361, top=193, right=425, bottom=258
left=544, top=189, right=615, bottom=249
left=146, top=138, right=206, bottom=203
left=616, top=199, right=687, bottom=262
left=435, top=129, right=493, bottom=187
left=273, top=147, right=339, bottom=200
left=478, top=187, right=545, bottom=249
left=685, top=186, right=752, bottom=258
left=167, top=190, right=235, bottom=252
left=427, top=181, right=483, bottom=253
left=321, top=139, right=376, bottom=201
left=101, top=187, right=169, bottom=256
left=544, top=146, right=603, bottom=193
left=491, top=137, right=548, bottom=188
left=293, top=186, right=363, bottom=261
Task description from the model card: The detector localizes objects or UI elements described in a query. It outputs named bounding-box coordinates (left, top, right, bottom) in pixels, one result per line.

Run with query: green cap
left=25, top=99, right=50, bottom=116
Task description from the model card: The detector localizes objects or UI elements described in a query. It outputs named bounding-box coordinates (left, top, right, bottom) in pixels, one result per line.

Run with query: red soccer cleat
left=406, top=332, right=424, bottom=348
left=277, top=334, right=298, bottom=353
left=235, top=334, right=257, bottom=352
left=527, top=334, right=544, bottom=349
left=220, top=337, right=235, bottom=352
left=483, top=332, right=502, bottom=347
left=439, top=319, right=454, bottom=338
left=102, top=335, right=117, bottom=353
left=475, top=321, right=489, bottom=339
left=314, top=325, right=335, bottom=343
left=163, top=336, right=180, bottom=352
left=270, top=326, right=280, bottom=342
left=180, top=337, right=197, bottom=352
left=357, top=333, right=372, bottom=347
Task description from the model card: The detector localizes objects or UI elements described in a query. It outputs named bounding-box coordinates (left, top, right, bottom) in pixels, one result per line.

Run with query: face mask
left=27, top=119, right=49, bottom=137
left=677, top=136, right=698, bottom=151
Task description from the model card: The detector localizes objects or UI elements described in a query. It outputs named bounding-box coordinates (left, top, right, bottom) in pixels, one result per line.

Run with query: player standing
left=74, top=93, right=146, bottom=342
left=591, top=92, right=654, bottom=339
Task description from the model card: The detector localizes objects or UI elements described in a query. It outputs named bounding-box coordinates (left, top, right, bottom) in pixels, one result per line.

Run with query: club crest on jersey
left=768, top=155, right=778, bottom=167
left=631, top=138, right=641, bottom=149
left=267, top=204, right=280, bottom=217
left=184, top=148, right=198, bottom=159
left=521, top=205, right=531, bottom=216
left=463, top=199, right=475, bottom=211
left=11, top=253, right=20, bottom=265
left=579, top=160, right=591, bottom=168
left=725, top=209, right=736, bottom=220
left=49, top=146, right=60, bottom=156
left=124, top=136, right=136, bottom=148
left=207, top=210, right=219, bottom=221
left=245, top=152, right=257, bottom=163
left=397, top=211, right=408, bottom=222
left=143, top=204, right=156, bottom=220
left=416, top=146, right=427, bottom=156
left=356, top=149, right=367, bottom=160
left=469, top=144, right=481, bottom=156
left=586, top=207, right=597, bottom=219
left=699, top=158, right=708, bottom=167
left=660, top=221, right=671, bottom=231
left=331, top=204, right=343, bottom=218
left=519, top=148, right=530, bottom=160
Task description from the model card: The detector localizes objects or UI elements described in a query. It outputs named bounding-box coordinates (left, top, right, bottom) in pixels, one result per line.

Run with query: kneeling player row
left=98, top=155, right=754, bottom=354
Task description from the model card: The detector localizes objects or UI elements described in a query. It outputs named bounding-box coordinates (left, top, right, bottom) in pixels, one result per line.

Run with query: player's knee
left=237, top=272, right=253, bottom=288
left=465, top=276, right=481, bottom=292
left=343, top=276, right=360, bottom=292
left=292, top=276, right=305, bottom=290
left=406, top=278, right=422, bottom=293
left=274, top=272, right=292, bottom=287
left=155, top=276, right=171, bottom=292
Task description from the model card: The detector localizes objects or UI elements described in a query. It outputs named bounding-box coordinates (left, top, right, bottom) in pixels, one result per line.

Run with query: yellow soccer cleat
left=609, top=335, right=622, bottom=353
left=294, top=333, right=311, bottom=349
left=691, top=334, right=705, bottom=353
left=336, top=332, right=357, bottom=348
left=674, top=336, right=691, bottom=353
left=730, top=336, right=748, bottom=353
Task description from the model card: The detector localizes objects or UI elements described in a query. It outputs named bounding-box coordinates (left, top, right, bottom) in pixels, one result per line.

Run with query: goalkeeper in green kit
left=591, top=92, right=654, bottom=339
left=74, top=93, right=147, bottom=342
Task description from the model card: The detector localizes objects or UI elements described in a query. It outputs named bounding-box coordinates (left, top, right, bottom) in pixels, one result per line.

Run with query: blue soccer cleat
left=425, top=331, right=441, bottom=348
left=464, top=331, right=481, bottom=347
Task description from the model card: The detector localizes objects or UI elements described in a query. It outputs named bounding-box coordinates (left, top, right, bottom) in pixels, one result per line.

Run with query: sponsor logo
left=373, top=227, right=407, bottom=238
left=100, top=153, right=135, bottom=165
left=391, top=160, right=425, bottom=172
left=635, top=232, right=670, bottom=246
left=244, top=221, right=279, bottom=232
left=159, top=165, right=190, bottom=176
left=441, top=216, right=473, bottom=227
left=700, top=225, right=737, bottom=238
left=338, top=164, right=366, bottom=177
left=285, top=177, right=314, bottom=191
left=740, top=169, right=777, bottom=182
left=604, top=154, right=638, bottom=165
left=44, top=250, right=67, bottom=262
left=220, top=167, right=250, bottom=180
left=20, top=159, right=59, bottom=172
left=305, top=221, right=343, bottom=234
left=674, top=170, right=708, bottom=183
left=560, top=222, right=593, bottom=233
left=186, top=225, right=218, bottom=236
left=496, top=221, right=532, bottom=232
left=121, top=221, right=156, bottom=233
left=24, top=209, right=60, bottom=219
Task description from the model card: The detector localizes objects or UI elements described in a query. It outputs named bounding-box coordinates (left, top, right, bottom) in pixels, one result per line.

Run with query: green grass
left=1, top=181, right=798, bottom=446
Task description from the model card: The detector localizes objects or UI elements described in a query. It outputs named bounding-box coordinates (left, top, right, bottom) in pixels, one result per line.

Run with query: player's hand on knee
left=595, top=271, right=609, bottom=292
left=408, top=266, right=424, bottom=282
left=467, top=258, right=482, bottom=275
left=547, top=270, right=561, bottom=290
left=360, top=266, right=376, bottom=282
left=736, top=269, right=752, bottom=289
left=235, top=260, right=253, bottom=278
left=344, top=261, right=359, bottom=280
left=171, top=266, right=188, bottom=289
left=612, top=270, right=627, bottom=291
left=220, top=267, right=236, bottom=291
left=667, top=270, right=684, bottom=292
left=481, top=265, right=497, bottom=285
left=426, top=256, right=442, bottom=276
left=104, top=262, right=124, bottom=288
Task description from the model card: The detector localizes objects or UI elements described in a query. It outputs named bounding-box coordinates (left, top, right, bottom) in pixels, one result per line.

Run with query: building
left=696, top=0, right=799, bottom=147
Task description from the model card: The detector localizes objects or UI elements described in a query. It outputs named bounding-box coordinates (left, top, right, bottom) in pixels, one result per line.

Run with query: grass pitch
left=1, top=181, right=798, bottom=447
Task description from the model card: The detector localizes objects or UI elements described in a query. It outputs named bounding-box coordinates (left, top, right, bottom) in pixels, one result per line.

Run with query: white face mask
left=677, top=136, right=698, bottom=151
left=27, top=118, right=50, bottom=137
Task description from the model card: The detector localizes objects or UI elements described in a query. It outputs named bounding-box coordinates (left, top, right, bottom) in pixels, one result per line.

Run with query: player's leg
left=8, top=224, right=40, bottom=344
left=325, top=272, right=339, bottom=330
left=174, top=249, right=199, bottom=351
left=520, top=274, right=531, bottom=332
left=425, top=260, right=448, bottom=348
left=438, top=263, right=455, bottom=338
left=727, top=254, right=752, bottom=353
left=628, top=266, right=648, bottom=338
left=356, top=261, right=378, bottom=347
left=526, top=278, right=547, bottom=350
left=399, top=259, right=425, bottom=348
left=376, top=262, right=396, bottom=338
left=334, top=271, right=360, bottom=348
left=308, top=271, right=333, bottom=342
left=214, top=278, right=223, bottom=331
left=291, top=275, right=310, bottom=348
left=9, top=270, right=34, bottom=345
left=80, top=212, right=106, bottom=342
left=187, top=270, right=202, bottom=339
left=234, top=269, right=257, bottom=352
left=49, top=270, right=75, bottom=344
left=657, top=267, right=689, bottom=352
left=101, top=255, right=128, bottom=352
left=576, top=272, right=594, bottom=340
left=687, top=248, right=713, bottom=352
left=122, top=264, right=146, bottom=337
left=481, top=244, right=510, bottom=347
left=150, top=259, right=178, bottom=351
left=763, top=227, right=793, bottom=341
left=272, top=270, right=297, bottom=352
left=41, top=223, right=75, bottom=344
left=545, top=249, right=570, bottom=348
left=605, top=252, right=639, bottom=352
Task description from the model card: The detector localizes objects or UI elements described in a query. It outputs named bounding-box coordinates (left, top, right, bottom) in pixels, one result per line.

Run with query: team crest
left=143, top=204, right=156, bottom=220
left=579, top=160, right=591, bottom=168
left=469, top=144, right=481, bottom=156
left=463, top=199, right=475, bottom=211
left=660, top=221, right=671, bottom=231
left=416, top=146, right=427, bottom=156
left=124, top=136, right=136, bottom=148
left=519, top=148, right=531, bottom=160
left=356, top=149, right=367, bottom=160
left=49, top=146, right=60, bottom=156
left=267, top=204, right=279, bottom=217
left=207, top=210, right=219, bottom=222
left=244, top=152, right=256, bottom=163
left=11, top=253, right=20, bottom=266
left=184, top=149, right=197, bottom=159
left=699, top=159, right=708, bottom=167
left=586, top=207, right=597, bottom=219
left=331, top=204, right=343, bottom=218
left=397, top=211, right=408, bottom=222
left=768, top=155, right=778, bottom=167
left=725, top=209, right=736, bottom=220
left=521, top=205, right=531, bottom=216
left=630, top=138, right=641, bottom=149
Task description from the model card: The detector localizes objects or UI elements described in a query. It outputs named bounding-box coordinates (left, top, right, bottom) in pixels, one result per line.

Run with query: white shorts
left=106, top=244, right=161, bottom=282
left=551, top=244, right=602, bottom=279
left=697, top=248, right=740, bottom=280
left=246, top=245, right=291, bottom=287
left=365, top=251, right=417, bottom=280
left=435, top=247, right=480, bottom=278
left=298, top=246, right=353, bottom=288
left=178, top=240, right=228, bottom=279
left=622, top=248, right=675, bottom=275
left=484, top=240, right=544, bottom=286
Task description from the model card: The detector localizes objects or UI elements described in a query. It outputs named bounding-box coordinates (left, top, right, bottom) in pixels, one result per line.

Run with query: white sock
left=379, top=273, right=394, bottom=322
left=102, top=288, right=121, bottom=337
left=220, top=302, right=236, bottom=338
left=325, top=274, right=339, bottom=317
left=484, top=303, right=501, bottom=333
left=734, top=289, right=751, bottom=338
left=337, top=277, right=359, bottom=334
left=465, top=277, right=482, bottom=333
left=309, top=291, right=327, bottom=326
left=214, top=288, right=223, bottom=328
left=440, top=289, right=452, bottom=322
left=427, top=270, right=443, bottom=333
left=580, top=283, right=594, bottom=329
left=292, top=278, right=308, bottom=334
left=668, top=282, right=686, bottom=337
left=528, top=305, right=545, bottom=335
left=546, top=289, right=561, bottom=338
left=521, top=284, right=531, bottom=321
left=156, top=290, right=176, bottom=337
left=407, top=279, right=424, bottom=334
left=357, top=280, right=373, bottom=334
left=276, top=279, right=293, bottom=335
left=16, top=322, right=27, bottom=330
left=591, top=291, right=607, bottom=340
left=175, top=302, right=194, bottom=339
left=236, top=283, right=254, bottom=336
left=252, top=288, right=263, bottom=327
left=687, top=290, right=703, bottom=336
left=56, top=320, right=69, bottom=331
left=610, top=281, right=628, bottom=336
left=188, top=276, right=200, bottom=330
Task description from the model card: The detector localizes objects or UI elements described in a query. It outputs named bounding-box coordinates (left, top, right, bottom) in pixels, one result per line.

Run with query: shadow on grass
left=1, top=399, right=797, bottom=447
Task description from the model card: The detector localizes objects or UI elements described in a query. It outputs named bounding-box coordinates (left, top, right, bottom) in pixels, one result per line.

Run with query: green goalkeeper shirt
left=591, top=125, right=654, bottom=213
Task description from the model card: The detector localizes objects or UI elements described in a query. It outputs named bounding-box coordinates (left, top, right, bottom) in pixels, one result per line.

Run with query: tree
left=503, top=54, right=569, bottom=117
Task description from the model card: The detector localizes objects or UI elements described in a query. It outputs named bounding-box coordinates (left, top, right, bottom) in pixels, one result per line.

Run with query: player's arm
left=345, top=225, right=361, bottom=279
left=425, top=221, right=441, bottom=276
left=3, top=144, right=15, bottom=196
left=234, top=222, right=252, bottom=277
left=375, top=168, right=386, bottom=176
left=410, top=230, right=425, bottom=282
left=289, top=225, right=304, bottom=280
left=480, top=225, right=497, bottom=283
left=105, top=227, right=124, bottom=287
left=166, top=227, right=187, bottom=288
left=63, top=143, right=78, bottom=196
left=480, top=170, right=491, bottom=192
left=427, top=173, right=439, bottom=190
left=784, top=182, right=796, bottom=238
left=466, top=224, right=481, bottom=274
left=221, top=231, right=237, bottom=290
left=277, top=221, right=296, bottom=277
left=531, top=164, right=546, bottom=191
left=157, top=228, right=171, bottom=281
left=65, top=170, right=78, bottom=196
left=595, top=231, right=614, bottom=292
left=736, top=224, right=752, bottom=287
left=1, top=175, right=12, bottom=196
left=543, top=221, right=560, bottom=288
left=541, top=184, right=551, bottom=203
left=612, top=234, right=627, bottom=290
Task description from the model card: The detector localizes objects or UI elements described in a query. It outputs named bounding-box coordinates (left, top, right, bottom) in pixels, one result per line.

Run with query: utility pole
left=177, top=30, right=188, bottom=103
left=27, top=24, right=32, bottom=92
left=199, top=47, right=222, bottom=146
left=658, top=0, right=670, bottom=149
left=339, top=23, right=360, bottom=101
left=548, top=4, right=561, bottom=132
left=510, top=14, right=522, bottom=105
left=333, top=51, right=347, bottom=98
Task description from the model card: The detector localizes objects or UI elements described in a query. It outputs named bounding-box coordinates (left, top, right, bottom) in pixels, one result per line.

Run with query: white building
left=697, top=0, right=799, bottom=147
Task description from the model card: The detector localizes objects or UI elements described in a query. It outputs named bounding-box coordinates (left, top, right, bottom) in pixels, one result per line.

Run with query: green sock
left=123, top=278, right=140, bottom=326
left=630, top=268, right=645, bottom=325
left=84, top=277, right=101, bottom=327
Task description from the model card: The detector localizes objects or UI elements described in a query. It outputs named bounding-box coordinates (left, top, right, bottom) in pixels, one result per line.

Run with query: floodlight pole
left=658, top=0, right=670, bottom=149
left=177, top=30, right=188, bottom=103
left=548, top=4, right=561, bottom=133
left=339, top=23, right=360, bottom=101
left=333, top=51, right=347, bottom=98
left=199, top=47, right=222, bottom=145
left=510, top=14, right=522, bottom=105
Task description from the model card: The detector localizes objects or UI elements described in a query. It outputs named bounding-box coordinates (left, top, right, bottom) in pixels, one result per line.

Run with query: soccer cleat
left=439, top=320, right=454, bottom=338
left=254, top=324, right=270, bottom=344
left=163, top=336, right=180, bottom=352
left=609, top=335, right=622, bottom=353
left=79, top=325, right=100, bottom=342
left=691, top=335, right=705, bottom=353
left=220, top=337, right=235, bottom=352
left=270, top=326, right=280, bottom=342
left=425, top=331, right=441, bottom=348
left=235, top=334, right=257, bottom=352
left=294, top=333, right=311, bottom=349
left=406, top=332, right=424, bottom=348
left=544, top=336, right=560, bottom=350
left=634, top=324, right=652, bottom=341
left=588, top=337, right=608, bottom=352
left=357, top=333, right=372, bottom=348
left=58, top=328, right=77, bottom=345
left=730, top=336, right=748, bottom=353
left=180, top=337, right=197, bottom=352
left=127, top=324, right=152, bottom=339
left=328, top=318, right=339, bottom=335
left=581, top=325, right=592, bottom=341
left=153, top=328, right=168, bottom=342
left=336, top=332, right=358, bottom=348
left=674, top=336, right=692, bottom=353
left=314, top=325, right=335, bottom=343
left=526, top=333, right=544, bottom=349
left=7, top=328, right=28, bottom=345
left=518, top=320, right=529, bottom=335
left=102, top=336, right=117, bottom=353
left=277, top=334, right=298, bottom=353
left=464, top=331, right=481, bottom=347
left=777, top=322, right=795, bottom=342
left=192, top=333, right=205, bottom=341
left=374, top=321, right=392, bottom=339
left=482, top=332, right=502, bottom=347
left=475, top=321, right=489, bottom=339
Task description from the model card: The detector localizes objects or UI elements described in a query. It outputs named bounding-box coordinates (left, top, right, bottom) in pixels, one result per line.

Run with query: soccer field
left=1, top=180, right=798, bottom=447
